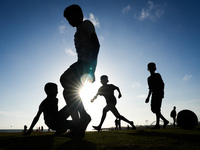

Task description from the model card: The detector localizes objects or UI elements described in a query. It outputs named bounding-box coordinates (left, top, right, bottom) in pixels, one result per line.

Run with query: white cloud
left=65, top=48, right=76, bottom=56
left=131, top=82, right=141, bottom=88
left=88, top=13, right=100, bottom=27
left=89, top=13, right=100, bottom=27
left=122, top=5, right=132, bottom=14
left=183, top=75, right=192, bottom=81
left=135, top=1, right=165, bottom=21
left=137, top=94, right=146, bottom=99
left=59, top=25, right=66, bottom=33
left=99, top=35, right=104, bottom=41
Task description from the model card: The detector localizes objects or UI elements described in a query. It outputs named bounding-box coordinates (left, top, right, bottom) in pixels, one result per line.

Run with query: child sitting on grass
left=24, top=82, right=73, bottom=135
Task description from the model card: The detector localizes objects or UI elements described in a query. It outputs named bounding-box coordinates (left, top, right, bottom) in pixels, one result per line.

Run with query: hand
left=145, top=98, right=149, bottom=103
left=91, top=99, right=94, bottom=103
left=118, top=93, right=122, bottom=99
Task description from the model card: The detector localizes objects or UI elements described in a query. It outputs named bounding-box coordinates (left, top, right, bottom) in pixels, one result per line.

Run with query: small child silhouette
left=24, top=83, right=73, bottom=135
left=145, top=62, right=169, bottom=129
left=91, top=75, right=136, bottom=131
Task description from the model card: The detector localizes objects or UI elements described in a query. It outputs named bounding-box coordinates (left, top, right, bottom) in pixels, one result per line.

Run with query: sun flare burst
left=79, top=80, right=99, bottom=111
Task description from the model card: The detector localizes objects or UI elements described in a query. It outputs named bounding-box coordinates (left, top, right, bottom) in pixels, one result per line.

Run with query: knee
left=117, top=115, right=122, bottom=120
left=103, top=108, right=108, bottom=114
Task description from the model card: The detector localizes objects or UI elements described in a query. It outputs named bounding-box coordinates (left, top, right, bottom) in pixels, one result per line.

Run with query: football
left=177, top=109, right=198, bottom=130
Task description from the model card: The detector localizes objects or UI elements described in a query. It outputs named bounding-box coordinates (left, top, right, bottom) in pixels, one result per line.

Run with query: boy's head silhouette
left=63, top=4, right=83, bottom=27
left=44, top=82, right=58, bottom=98
left=100, top=75, right=108, bottom=85
left=148, top=62, right=156, bottom=72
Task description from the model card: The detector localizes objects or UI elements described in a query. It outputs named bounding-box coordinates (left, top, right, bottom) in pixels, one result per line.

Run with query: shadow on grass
left=57, top=138, right=96, bottom=150
left=125, top=128, right=200, bottom=144
left=0, top=134, right=54, bottom=150
left=0, top=133, right=96, bottom=150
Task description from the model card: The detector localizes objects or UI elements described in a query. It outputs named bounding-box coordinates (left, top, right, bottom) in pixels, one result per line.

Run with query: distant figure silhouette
left=41, top=126, right=44, bottom=132
left=23, top=125, right=27, bottom=132
left=115, top=118, right=121, bottom=130
left=170, top=106, right=177, bottom=127
left=145, top=62, right=169, bottom=129
left=60, top=4, right=100, bottom=136
left=91, top=75, right=136, bottom=131
left=23, top=83, right=73, bottom=135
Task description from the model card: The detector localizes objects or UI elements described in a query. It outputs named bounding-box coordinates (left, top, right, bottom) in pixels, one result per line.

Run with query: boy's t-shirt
left=97, top=84, right=117, bottom=105
left=148, top=73, right=164, bottom=97
left=74, top=20, right=99, bottom=63
left=39, top=98, right=59, bottom=129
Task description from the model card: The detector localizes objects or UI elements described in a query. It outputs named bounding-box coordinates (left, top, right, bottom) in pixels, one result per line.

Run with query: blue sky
left=0, top=0, right=200, bottom=131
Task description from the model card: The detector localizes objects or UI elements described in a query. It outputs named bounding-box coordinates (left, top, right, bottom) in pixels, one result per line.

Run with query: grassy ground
left=0, top=127, right=200, bottom=150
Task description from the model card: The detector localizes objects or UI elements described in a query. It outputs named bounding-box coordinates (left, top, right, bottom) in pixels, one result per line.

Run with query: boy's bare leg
left=58, top=105, right=70, bottom=120
left=93, top=108, right=108, bottom=131
left=159, top=112, right=169, bottom=128
left=119, top=115, right=136, bottom=130
left=77, top=96, right=91, bottom=131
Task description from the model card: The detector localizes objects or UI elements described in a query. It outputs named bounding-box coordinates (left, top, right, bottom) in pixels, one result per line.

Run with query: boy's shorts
left=60, top=60, right=95, bottom=114
left=104, top=103, right=120, bottom=118
left=151, top=94, right=163, bottom=113
left=60, top=60, right=94, bottom=88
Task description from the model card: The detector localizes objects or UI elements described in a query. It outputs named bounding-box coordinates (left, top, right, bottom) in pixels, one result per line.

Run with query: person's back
left=40, top=97, right=59, bottom=129
left=148, top=73, right=164, bottom=94
left=170, top=106, right=176, bottom=118
left=75, top=20, right=99, bottom=63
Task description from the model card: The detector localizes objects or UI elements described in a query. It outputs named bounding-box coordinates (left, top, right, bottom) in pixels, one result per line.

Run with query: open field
left=0, top=127, right=200, bottom=150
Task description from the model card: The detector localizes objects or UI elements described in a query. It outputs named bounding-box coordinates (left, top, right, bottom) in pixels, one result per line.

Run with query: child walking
left=145, top=62, right=169, bottom=129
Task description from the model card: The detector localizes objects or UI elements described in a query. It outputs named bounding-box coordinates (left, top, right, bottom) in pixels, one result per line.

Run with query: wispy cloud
left=0, top=111, right=30, bottom=118
left=88, top=13, right=100, bottom=27
left=122, top=5, right=132, bottom=14
left=59, top=25, right=66, bottom=33
left=137, top=94, right=146, bottom=99
left=183, top=74, right=192, bottom=81
left=131, top=82, right=142, bottom=88
left=65, top=48, right=76, bottom=56
left=135, top=1, right=165, bottom=21
left=99, top=35, right=104, bottom=41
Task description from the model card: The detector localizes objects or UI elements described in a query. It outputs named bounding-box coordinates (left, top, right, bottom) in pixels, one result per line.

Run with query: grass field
left=0, top=127, right=200, bottom=150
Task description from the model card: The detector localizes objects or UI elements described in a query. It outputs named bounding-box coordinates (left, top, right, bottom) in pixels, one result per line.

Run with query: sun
left=79, top=80, right=99, bottom=110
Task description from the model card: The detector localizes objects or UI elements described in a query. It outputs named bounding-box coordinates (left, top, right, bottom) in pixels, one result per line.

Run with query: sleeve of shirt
left=147, top=77, right=151, bottom=90
left=97, top=87, right=103, bottom=96
left=111, top=84, right=117, bottom=90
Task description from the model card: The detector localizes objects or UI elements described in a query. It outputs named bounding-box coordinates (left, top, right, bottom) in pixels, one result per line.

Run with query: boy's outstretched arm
left=116, top=87, right=122, bottom=99
left=91, top=93, right=99, bottom=103
left=89, top=33, right=100, bottom=83
left=23, top=109, right=42, bottom=135
left=145, top=89, right=152, bottom=103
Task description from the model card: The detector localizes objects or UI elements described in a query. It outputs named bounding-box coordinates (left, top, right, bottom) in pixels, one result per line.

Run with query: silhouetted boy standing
left=91, top=75, right=136, bottom=131
left=145, top=62, right=169, bottom=129
left=60, top=4, right=100, bottom=136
